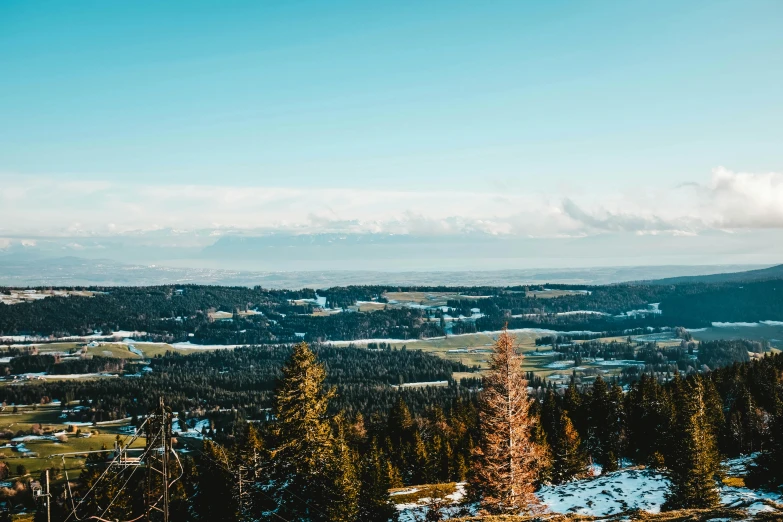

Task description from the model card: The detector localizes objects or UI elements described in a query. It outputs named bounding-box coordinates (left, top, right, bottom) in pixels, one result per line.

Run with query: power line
left=61, top=400, right=183, bottom=522
left=62, top=417, right=152, bottom=522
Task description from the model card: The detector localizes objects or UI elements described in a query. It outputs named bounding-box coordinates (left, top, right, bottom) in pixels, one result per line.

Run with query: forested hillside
left=2, top=280, right=783, bottom=345
left=648, top=263, right=783, bottom=285
left=0, top=345, right=475, bottom=422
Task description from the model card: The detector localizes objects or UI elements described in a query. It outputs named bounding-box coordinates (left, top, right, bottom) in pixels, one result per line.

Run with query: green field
left=332, top=331, right=582, bottom=378
left=29, top=341, right=214, bottom=359
left=0, top=405, right=145, bottom=484
left=352, top=329, right=682, bottom=382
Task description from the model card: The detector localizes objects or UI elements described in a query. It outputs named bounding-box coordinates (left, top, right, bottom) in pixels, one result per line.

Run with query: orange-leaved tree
left=469, top=328, right=545, bottom=514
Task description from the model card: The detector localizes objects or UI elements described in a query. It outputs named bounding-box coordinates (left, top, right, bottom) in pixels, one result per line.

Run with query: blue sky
left=1, top=1, right=782, bottom=268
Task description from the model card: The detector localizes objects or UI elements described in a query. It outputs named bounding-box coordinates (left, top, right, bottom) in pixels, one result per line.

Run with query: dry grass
left=356, top=302, right=387, bottom=312
left=13, top=341, right=184, bottom=360
left=384, top=291, right=461, bottom=306
left=722, top=476, right=746, bottom=487
left=384, top=291, right=491, bottom=307
left=390, top=483, right=458, bottom=504
left=450, top=504, right=783, bottom=521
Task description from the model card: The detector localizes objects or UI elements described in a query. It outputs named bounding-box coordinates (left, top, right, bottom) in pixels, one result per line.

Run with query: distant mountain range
left=3, top=229, right=781, bottom=273
left=0, top=252, right=775, bottom=288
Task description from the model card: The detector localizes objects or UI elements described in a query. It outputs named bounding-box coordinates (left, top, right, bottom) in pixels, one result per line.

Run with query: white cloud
left=698, top=167, right=783, bottom=228
left=1, top=167, right=782, bottom=239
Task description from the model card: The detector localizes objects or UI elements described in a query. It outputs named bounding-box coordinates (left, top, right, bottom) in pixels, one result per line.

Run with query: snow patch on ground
left=396, top=460, right=783, bottom=520
left=537, top=466, right=782, bottom=517
left=538, top=468, right=668, bottom=516
left=173, top=418, right=211, bottom=439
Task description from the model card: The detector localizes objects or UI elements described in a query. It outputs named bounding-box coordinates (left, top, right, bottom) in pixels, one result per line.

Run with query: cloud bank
left=1, top=167, right=782, bottom=241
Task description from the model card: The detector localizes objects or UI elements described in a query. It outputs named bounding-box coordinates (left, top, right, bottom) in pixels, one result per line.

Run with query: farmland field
left=28, top=341, right=219, bottom=359
left=383, top=291, right=490, bottom=307
left=0, top=404, right=145, bottom=483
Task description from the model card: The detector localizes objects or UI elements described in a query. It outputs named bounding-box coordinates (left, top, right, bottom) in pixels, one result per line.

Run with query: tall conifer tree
left=469, top=329, right=544, bottom=514
left=327, top=423, right=360, bottom=522
left=551, top=409, right=589, bottom=483
left=664, top=376, right=721, bottom=510
left=357, top=442, right=399, bottom=522
left=266, top=342, right=358, bottom=522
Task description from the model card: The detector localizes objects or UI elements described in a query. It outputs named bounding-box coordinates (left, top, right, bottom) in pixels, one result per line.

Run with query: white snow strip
left=392, top=380, right=448, bottom=388
left=711, top=322, right=760, bottom=328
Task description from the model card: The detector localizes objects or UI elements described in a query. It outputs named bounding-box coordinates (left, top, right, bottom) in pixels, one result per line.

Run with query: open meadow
left=0, top=404, right=145, bottom=485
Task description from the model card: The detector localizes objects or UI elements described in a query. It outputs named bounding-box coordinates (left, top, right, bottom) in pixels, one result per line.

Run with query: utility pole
left=45, top=469, right=50, bottom=522
left=33, top=470, right=51, bottom=522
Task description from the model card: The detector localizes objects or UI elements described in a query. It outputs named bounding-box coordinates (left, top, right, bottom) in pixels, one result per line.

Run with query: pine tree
left=605, top=383, right=625, bottom=472
left=193, top=439, right=239, bottom=521
left=408, top=431, right=428, bottom=484
left=540, top=390, right=560, bottom=446
left=267, top=342, right=344, bottom=522
left=625, top=373, right=671, bottom=468
left=385, top=459, right=404, bottom=488
left=469, top=329, right=544, bottom=514
left=747, top=392, right=783, bottom=491
left=563, top=376, right=588, bottom=441
left=586, top=376, right=623, bottom=472
left=664, top=376, right=722, bottom=510
left=327, top=423, right=360, bottom=522
left=357, top=442, right=399, bottom=522
left=387, top=396, right=415, bottom=480
left=551, top=409, right=588, bottom=484
left=452, top=453, right=468, bottom=482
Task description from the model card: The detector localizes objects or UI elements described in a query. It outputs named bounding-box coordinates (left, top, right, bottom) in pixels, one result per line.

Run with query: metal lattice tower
left=56, top=397, right=183, bottom=522
left=145, top=397, right=174, bottom=522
